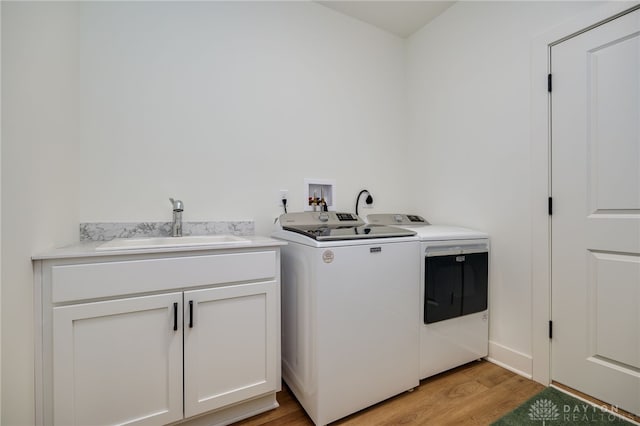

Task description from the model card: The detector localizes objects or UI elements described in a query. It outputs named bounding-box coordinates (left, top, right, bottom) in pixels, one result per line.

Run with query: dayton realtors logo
left=528, top=399, right=560, bottom=425
left=528, top=397, right=626, bottom=424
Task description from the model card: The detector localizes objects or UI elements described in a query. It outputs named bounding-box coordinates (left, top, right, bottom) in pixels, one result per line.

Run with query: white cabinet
left=34, top=246, right=282, bottom=426
left=53, top=293, right=184, bottom=426
left=184, top=282, right=279, bottom=417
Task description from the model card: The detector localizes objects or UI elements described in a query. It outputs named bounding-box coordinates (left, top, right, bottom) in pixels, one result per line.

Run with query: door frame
left=530, top=1, right=640, bottom=385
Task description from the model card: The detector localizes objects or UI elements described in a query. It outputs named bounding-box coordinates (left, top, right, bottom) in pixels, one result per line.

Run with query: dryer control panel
left=367, top=214, right=429, bottom=226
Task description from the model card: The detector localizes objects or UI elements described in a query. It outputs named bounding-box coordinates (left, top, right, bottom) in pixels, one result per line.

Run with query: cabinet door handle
left=173, top=302, right=178, bottom=331
left=189, top=300, right=194, bottom=328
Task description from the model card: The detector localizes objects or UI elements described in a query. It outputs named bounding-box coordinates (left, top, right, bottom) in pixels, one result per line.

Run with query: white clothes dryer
left=367, top=214, right=490, bottom=379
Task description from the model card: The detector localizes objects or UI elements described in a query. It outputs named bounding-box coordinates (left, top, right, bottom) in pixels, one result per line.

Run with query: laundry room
left=2, top=1, right=639, bottom=425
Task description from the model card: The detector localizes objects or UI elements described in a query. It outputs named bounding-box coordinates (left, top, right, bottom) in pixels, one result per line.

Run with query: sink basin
left=97, top=235, right=251, bottom=251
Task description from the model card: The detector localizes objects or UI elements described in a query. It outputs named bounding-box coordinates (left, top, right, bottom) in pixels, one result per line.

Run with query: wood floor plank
left=234, top=360, right=544, bottom=426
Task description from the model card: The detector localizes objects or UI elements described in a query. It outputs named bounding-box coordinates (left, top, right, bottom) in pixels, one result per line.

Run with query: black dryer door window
left=424, top=252, right=488, bottom=324
left=461, top=252, right=488, bottom=315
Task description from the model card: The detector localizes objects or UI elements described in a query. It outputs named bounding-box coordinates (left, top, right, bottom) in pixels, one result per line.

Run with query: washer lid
left=278, top=212, right=415, bottom=241
left=283, top=224, right=416, bottom=241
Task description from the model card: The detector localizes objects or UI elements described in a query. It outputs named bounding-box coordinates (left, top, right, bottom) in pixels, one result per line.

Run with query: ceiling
left=316, top=1, right=455, bottom=38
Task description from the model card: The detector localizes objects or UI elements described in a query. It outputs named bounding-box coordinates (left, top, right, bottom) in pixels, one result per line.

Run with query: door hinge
left=547, top=74, right=552, bottom=92
left=548, top=197, right=553, bottom=215
left=549, top=320, right=553, bottom=339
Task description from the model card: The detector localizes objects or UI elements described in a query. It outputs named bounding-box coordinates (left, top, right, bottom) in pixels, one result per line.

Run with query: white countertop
left=32, top=236, right=286, bottom=260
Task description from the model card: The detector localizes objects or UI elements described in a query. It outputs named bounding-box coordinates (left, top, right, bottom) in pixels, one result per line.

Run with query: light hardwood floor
left=235, top=360, right=544, bottom=426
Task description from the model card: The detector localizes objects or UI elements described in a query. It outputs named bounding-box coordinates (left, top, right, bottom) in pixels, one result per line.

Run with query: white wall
left=1, top=2, right=408, bottom=423
left=1, top=2, right=80, bottom=425
left=406, top=1, right=600, bottom=376
left=77, top=1, right=411, bottom=235
left=0, top=2, right=3, bottom=420
left=0, top=1, right=610, bottom=423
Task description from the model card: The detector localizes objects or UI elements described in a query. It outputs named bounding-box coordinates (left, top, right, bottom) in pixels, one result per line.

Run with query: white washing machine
left=273, top=212, right=420, bottom=425
left=367, top=214, right=489, bottom=379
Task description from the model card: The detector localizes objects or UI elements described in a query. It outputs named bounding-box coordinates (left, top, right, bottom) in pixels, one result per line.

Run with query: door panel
left=53, top=293, right=184, bottom=426
left=551, top=7, right=640, bottom=415
left=591, top=251, right=639, bottom=369
left=589, top=33, right=640, bottom=211
left=183, top=281, right=279, bottom=418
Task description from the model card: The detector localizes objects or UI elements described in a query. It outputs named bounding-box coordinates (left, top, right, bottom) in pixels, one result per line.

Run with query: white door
left=551, top=7, right=640, bottom=415
left=53, top=292, right=184, bottom=426
left=183, top=281, right=279, bottom=418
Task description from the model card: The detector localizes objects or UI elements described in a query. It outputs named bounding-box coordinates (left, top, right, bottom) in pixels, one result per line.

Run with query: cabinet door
left=53, top=293, right=183, bottom=426
left=183, top=281, right=279, bottom=418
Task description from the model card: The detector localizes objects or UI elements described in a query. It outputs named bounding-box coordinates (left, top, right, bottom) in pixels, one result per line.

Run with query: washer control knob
left=319, top=212, right=329, bottom=222
left=394, top=214, right=403, bottom=223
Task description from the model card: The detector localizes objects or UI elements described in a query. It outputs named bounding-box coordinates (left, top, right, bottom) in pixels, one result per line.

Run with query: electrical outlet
left=279, top=189, right=289, bottom=207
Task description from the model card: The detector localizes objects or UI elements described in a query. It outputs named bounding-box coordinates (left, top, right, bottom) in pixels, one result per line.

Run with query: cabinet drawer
left=52, top=251, right=277, bottom=303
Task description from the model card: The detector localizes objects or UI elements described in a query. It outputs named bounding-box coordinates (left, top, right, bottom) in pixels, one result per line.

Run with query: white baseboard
left=487, top=340, right=533, bottom=379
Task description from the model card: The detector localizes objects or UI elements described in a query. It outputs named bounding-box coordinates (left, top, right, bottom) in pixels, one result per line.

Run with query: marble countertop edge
left=32, top=235, right=286, bottom=260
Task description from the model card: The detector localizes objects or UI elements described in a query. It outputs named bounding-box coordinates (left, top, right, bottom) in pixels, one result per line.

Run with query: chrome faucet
left=169, top=198, right=184, bottom=237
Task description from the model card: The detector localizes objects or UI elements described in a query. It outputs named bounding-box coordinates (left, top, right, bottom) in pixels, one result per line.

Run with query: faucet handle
left=169, top=198, right=184, bottom=211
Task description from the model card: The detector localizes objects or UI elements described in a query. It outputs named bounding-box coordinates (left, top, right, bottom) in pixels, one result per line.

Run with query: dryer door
left=424, top=255, right=463, bottom=324
left=461, top=252, right=488, bottom=316
left=424, top=252, right=488, bottom=324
